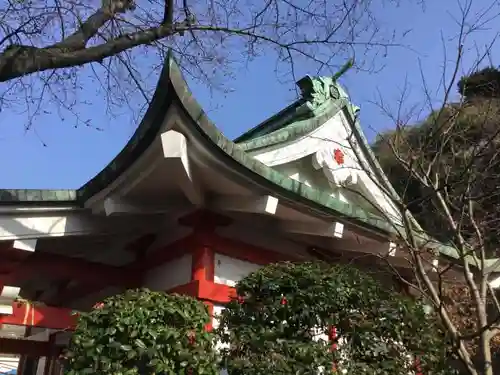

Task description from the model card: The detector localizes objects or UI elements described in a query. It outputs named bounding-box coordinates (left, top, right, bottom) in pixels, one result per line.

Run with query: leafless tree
left=359, top=1, right=500, bottom=374
left=0, top=0, right=413, bottom=131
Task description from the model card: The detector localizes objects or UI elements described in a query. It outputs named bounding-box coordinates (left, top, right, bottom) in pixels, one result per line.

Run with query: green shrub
left=64, top=289, right=218, bottom=375
left=216, top=261, right=456, bottom=374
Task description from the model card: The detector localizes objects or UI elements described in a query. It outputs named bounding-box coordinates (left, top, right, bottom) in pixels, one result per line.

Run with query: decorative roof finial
left=296, top=58, right=354, bottom=114
left=332, top=58, right=354, bottom=81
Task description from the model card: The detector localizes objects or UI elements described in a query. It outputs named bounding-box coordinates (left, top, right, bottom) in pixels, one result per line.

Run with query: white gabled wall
left=143, top=254, right=192, bottom=290
left=273, top=158, right=349, bottom=204
left=251, top=113, right=346, bottom=167
left=250, top=111, right=401, bottom=224
left=214, top=254, right=261, bottom=287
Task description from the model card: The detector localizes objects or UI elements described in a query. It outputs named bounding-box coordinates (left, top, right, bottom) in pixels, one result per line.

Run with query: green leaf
left=127, top=350, right=137, bottom=360
left=134, top=339, right=147, bottom=349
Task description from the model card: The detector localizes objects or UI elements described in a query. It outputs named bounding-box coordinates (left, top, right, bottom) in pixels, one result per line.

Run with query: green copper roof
left=237, top=98, right=348, bottom=152
left=234, top=100, right=306, bottom=143
left=0, top=189, right=76, bottom=204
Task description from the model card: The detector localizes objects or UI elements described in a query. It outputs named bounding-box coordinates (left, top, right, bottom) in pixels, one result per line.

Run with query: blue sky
left=1, top=0, right=499, bottom=189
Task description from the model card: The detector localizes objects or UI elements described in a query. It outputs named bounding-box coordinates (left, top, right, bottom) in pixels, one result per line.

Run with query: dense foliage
left=457, top=67, right=500, bottom=99
left=64, top=289, right=218, bottom=375
left=216, top=261, right=455, bottom=374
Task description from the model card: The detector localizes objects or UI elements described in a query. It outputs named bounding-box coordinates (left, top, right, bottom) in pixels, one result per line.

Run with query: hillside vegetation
left=372, top=67, right=500, bottom=258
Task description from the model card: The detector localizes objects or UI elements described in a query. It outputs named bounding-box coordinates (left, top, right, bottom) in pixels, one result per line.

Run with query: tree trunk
left=480, top=330, right=493, bottom=375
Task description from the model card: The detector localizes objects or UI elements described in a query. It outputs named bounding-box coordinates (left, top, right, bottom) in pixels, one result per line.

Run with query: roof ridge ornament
left=296, top=59, right=354, bottom=115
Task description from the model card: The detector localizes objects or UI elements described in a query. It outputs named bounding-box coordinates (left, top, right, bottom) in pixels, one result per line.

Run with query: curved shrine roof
left=0, top=51, right=496, bottom=272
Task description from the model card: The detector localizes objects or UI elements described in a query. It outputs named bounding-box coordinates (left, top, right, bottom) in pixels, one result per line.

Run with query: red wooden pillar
left=191, top=243, right=215, bottom=332
left=180, top=210, right=228, bottom=288
left=191, top=246, right=214, bottom=283
left=179, top=210, right=229, bottom=332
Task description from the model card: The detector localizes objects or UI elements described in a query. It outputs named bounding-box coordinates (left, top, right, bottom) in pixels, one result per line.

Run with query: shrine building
left=0, top=52, right=494, bottom=374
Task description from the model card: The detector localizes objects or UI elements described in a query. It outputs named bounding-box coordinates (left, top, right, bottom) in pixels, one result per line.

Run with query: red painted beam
left=198, top=281, right=236, bottom=303
left=0, top=259, right=24, bottom=273
left=29, top=223, right=295, bottom=308
left=164, top=230, right=296, bottom=304
left=50, top=234, right=158, bottom=306
left=167, top=280, right=236, bottom=304
left=139, top=214, right=253, bottom=274
left=48, top=283, right=106, bottom=307
left=50, top=241, right=199, bottom=311
left=144, top=228, right=293, bottom=272
left=0, top=241, right=31, bottom=277
left=0, top=302, right=76, bottom=330
left=0, top=337, right=63, bottom=356
left=169, top=280, right=200, bottom=297
left=0, top=241, right=21, bottom=259
left=178, top=210, right=232, bottom=230
left=0, top=251, right=139, bottom=287
left=125, top=233, right=157, bottom=259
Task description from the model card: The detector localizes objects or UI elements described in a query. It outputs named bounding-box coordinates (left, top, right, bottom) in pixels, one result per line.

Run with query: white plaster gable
left=249, top=112, right=401, bottom=224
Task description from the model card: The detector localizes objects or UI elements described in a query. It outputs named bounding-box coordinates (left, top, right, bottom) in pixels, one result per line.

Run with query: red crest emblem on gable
left=333, top=149, right=344, bottom=165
